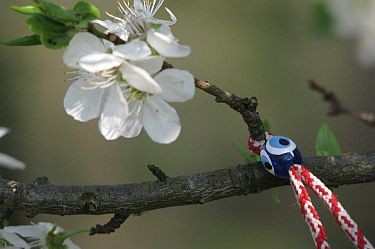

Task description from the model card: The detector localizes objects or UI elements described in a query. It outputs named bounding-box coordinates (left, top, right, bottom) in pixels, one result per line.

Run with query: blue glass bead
left=260, top=136, right=303, bottom=178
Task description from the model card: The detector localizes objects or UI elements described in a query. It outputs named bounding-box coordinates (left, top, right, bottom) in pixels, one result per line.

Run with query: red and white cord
left=295, top=164, right=374, bottom=249
left=247, top=135, right=374, bottom=249
left=289, top=165, right=330, bottom=249
left=247, top=132, right=272, bottom=155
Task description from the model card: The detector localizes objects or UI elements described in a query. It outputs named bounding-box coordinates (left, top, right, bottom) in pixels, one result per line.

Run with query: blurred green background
left=0, top=0, right=374, bottom=248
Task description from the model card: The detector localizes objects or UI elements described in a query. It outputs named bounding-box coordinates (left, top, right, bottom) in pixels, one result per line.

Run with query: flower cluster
left=0, top=222, right=80, bottom=249
left=64, top=0, right=194, bottom=144
left=328, top=0, right=375, bottom=67
left=0, top=127, right=25, bottom=170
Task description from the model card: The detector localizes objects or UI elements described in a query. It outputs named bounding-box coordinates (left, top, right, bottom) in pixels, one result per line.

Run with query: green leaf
left=315, top=123, right=342, bottom=156
left=263, top=119, right=271, bottom=132
left=0, top=34, right=41, bottom=46
left=27, top=14, right=68, bottom=34
left=11, top=5, right=41, bottom=15
left=73, top=1, right=100, bottom=21
left=233, top=140, right=260, bottom=164
left=26, top=14, right=74, bottom=49
left=312, top=0, right=333, bottom=36
left=40, top=32, right=74, bottom=49
left=33, top=0, right=79, bottom=24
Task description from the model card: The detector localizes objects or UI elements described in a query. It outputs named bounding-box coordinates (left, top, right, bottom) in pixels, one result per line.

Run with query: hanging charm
left=248, top=134, right=374, bottom=249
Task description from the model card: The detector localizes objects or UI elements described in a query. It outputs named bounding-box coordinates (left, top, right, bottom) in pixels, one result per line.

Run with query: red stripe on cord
left=290, top=166, right=330, bottom=249
left=299, top=165, right=374, bottom=249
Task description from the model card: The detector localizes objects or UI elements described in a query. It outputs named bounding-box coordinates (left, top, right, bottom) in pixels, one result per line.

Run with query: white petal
left=63, top=32, right=106, bottom=68
left=64, top=77, right=104, bottom=122
left=130, top=56, right=164, bottom=74
left=133, top=0, right=145, bottom=15
left=0, top=153, right=25, bottom=170
left=0, top=127, right=9, bottom=138
left=152, top=7, right=177, bottom=25
left=155, top=69, right=195, bottom=102
left=142, top=96, right=181, bottom=144
left=79, top=53, right=123, bottom=73
left=121, top=63, right=161, bottom=94
left=147, top=28, right=191, bottom=58
left=3, top=225, right=44, bottom=239
left=0, top=230, right=30, bottom=249
left=91, top=19, right=114, bottom=30
left=99, top=84, right=129, bottom=140
left=113, top=39, right=151, bottom=60
left=121, top=100, right=143, bottom=138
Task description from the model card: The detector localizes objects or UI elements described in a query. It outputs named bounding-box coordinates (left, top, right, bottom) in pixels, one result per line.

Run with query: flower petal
left=0, top=153, right=25, bottom=170
left=121, top=63, right=161, bottom=94
left=142, top=96, right=181, bottom=144
left=63, top=32, right=106, bottom=68
left=155, top=69, right=195, bottom=102
left=79, top=53, right=123, bottom=73
left=99, top=84, right=129, bottom=140
left=152, top=7, right=177, bottom=25
left=0, top=230, right=30, bottom=249
left=130, top=56, right=164, bottom=74
left=121, top=100, right=143, bottom=138
left=147, top=27, right=191, bottom=58
left=3, top=225, right=44, bottom=239
left=0, top=127, right=9, bottom=138
left=113, top=39, right=151, bottom=60
left=64, top=77, right=104, bottom=122
left=92, top=19, right=128, bottom=41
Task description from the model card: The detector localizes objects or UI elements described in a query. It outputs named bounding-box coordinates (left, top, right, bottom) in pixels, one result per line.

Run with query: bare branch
left=0, top=153, right=373, bottom=218
left=163, top=62, right=265, bottom=141
left=309, top=80, right=375, bottom=126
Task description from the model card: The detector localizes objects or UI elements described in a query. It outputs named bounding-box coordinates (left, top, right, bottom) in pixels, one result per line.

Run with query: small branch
left=163, top=62, right=265, bottom=141
left=90, top=210, right=130, bottom=235
left=0, top=153, right=373, bottom=217
left=147, top=165, right=169, bottom=182
left=309, top=80, right=375, bottom=126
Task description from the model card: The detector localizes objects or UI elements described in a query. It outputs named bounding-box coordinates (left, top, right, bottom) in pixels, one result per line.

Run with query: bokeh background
left=0, top=0, right=374, bottom=248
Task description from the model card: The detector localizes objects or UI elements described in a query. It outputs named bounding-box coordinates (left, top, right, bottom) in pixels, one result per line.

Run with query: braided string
left=296, top=164, right=374, bottom=249
left=247, top=134, right=374, bottom=249
left=247, top=132, right=272, bottom=154
left=289, top=165, right=331, bottom=249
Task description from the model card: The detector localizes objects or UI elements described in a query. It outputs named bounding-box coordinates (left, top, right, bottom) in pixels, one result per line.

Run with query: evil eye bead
left=260, top=136, right=303, bottom=178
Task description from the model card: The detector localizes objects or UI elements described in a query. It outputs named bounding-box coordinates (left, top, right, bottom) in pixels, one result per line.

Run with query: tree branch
left=163, top=62, right=265, bottom=141
left=309, top=80, right=375, bottom=126
left=0, top=153, right=373, bottom=217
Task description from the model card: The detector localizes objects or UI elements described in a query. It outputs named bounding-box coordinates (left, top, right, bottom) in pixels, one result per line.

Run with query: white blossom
left=0, top=222, right=80, bottom=249
left=63, top=32, right=162, bottom=140
left=93, top=0, right=190, bottom=58
left=0, top=127, right=25, bottom=170
left=328, top=0, right=375, bottom=66
left=122, top=68, right=195, bottom=144
left=64, top=32, right=194, bottom=143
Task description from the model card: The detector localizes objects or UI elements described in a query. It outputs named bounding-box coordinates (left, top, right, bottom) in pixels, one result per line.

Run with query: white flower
left=93, top=0, right=190, bottom=58
left=122, top=68, right=195, bottom=144
left=64, top=32, right=163, bottom=140
left=0, top=127, right=25, bottom=170
left=328, top=0, right=375, bottom=66
left=0, top=222, right=80, bottom=249
left=64, top=32, right=194, bottom=143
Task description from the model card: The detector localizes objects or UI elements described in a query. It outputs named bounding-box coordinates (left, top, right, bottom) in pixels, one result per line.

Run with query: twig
left=163, top=62, right=266, bottom=141
left=309, top=80, right=375, bottom=126
left=147, top=165, right=169, bottom=182
left=0, top=153, right=373, bottom=217
left=90, top=210, right=129, bottom=235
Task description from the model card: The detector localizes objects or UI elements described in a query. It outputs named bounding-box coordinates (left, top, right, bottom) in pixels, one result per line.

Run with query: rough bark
left=0, top=152, right=373, bottom=217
